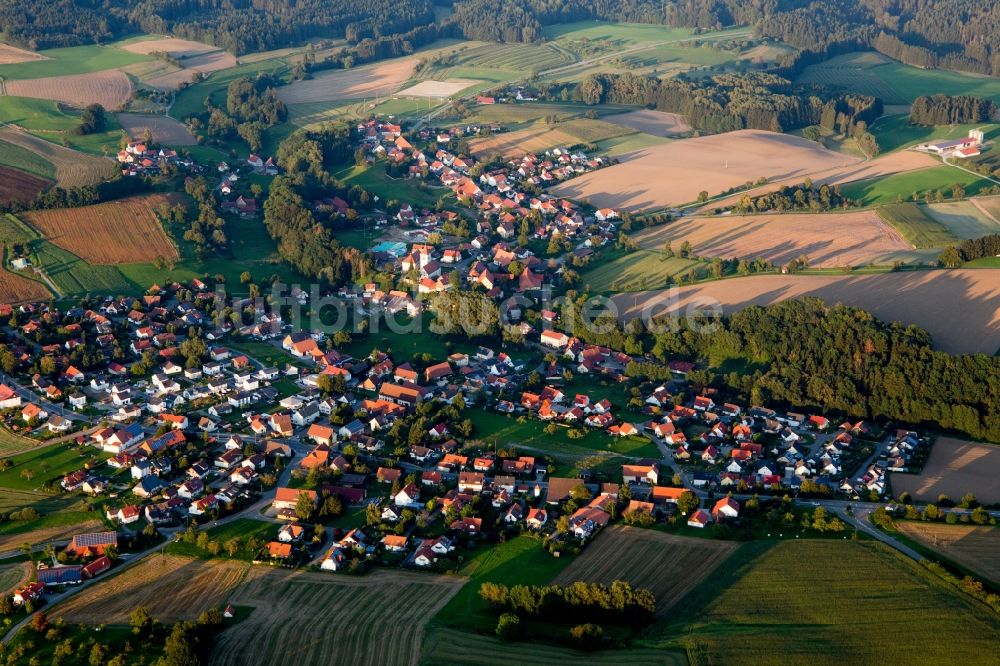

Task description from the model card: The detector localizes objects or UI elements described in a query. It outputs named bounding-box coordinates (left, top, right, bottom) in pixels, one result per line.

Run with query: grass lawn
left=164, top=518, right=277, bottom=560
left=0, top=443, right=105, bottom=491
left=0, top=139, right=56, bottom=180
left=639, top=540, right=1000, bottom=665
left=431, top=535, right=572, bottom=634
left=0, top=44, right=151, bottom=80
left=875, top=202, right=960, bottom=248
left=0, top=426, right=44, bottom=457
left=0, top=97, right=126, bottom=157
left=228, top=341, right=299, bottom=368
left=581, top=248, right=700, bottom=293
left=840, top=166, right=993, bottom=206
left=340, top=314, right=478, bottom=361
left=336, top=163, right=450, bottom=210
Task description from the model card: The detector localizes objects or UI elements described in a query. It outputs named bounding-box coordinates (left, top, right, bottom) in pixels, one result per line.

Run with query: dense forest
left=9, top=0, right=1000, bottom=78
left=575, top=71, right=881, bottom=134
left=909, top=95, right=998, bottom=126
left=558, top=296, right=999, bottom=442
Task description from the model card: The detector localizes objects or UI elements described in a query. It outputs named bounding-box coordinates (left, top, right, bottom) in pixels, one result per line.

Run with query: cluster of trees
left=575, top=71, right=879, bottom=134
left=73, top=103, right=107, bottom=136
left=180, top=176, right=227, bottom=259
left=192, top=75, right=286, bottom=152
left=732, top=179, right=854, bottom=213
left=939, top=234, right=1000, bottom=268
left=910, top=95, right=998, bottom=126
left=428, top=290, right=500, bottom=339
left=480, top=580, right=656, bottom=623
left=0, top=174, right=151, bottom=215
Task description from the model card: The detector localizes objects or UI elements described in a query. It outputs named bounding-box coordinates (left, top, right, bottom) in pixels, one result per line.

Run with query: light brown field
left=0, top=246, right=52, bottom=305
left=183, top=50, right=238, bottom=73
left=635, top=210, right=918, bottom=268
left=611, top=269, right=1000, bottom=355
left=892, top=438, right=1000, bottom=506
left=972, top=195, right=1000, bottom=226
left=469, top=119, right=630, bottom=159
left=895, top=522, right=1000, bottom=583
left=400, top=78, right=478, bottom=98
left=700, top=149, right=939, bottom=212
left=0, top=127, right=115, bottom=188
left=551, top=129, right=859, bottom=211
left=56, top=555, right=249, bottom=623
left=0, top=562, right=29, bottom=595
left=0, top=44, right=49, bottom=65
left=210, top=568, right=463, bottom=666
left=925, top=200, right=1000, bottom=240
left=117, top=113, right=196, bottom=145
left=120, top=38, right=218, bottom=59
left=0, top=519, right=102, bottom=554
left=278, top=58, right=417, bottom=104
left=603, top=110, right=690, bottom=136
left=5, top=70, right=133, bottom=110
left=551, top=526, right=737, bottom=616
left=144, top=69, right=201, bottom=90
left=23, top=194, right=180, bottom=265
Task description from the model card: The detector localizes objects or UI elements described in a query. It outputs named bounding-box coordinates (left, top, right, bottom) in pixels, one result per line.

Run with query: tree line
left=479, top=580, right=656, bottom=623
left=0, top=174, right=152, bottom=215
left=909, top=95, right=998, bottom=126
left=732, top=180, right=854, bottom=213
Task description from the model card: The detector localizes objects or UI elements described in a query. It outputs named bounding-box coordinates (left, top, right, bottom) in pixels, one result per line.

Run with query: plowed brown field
left=6, top=70, right=133, bottom=110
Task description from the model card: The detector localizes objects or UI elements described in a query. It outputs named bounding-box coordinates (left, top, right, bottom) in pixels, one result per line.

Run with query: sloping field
left=5, top=70, right=133, bottom=110
left=211, top=569, right=463, bottom=666
left=877, top=202, right=961, bottom=248
left=895, top=523, right=1000, bottom=583
left=470, top=120, right=630, bottom=158
left=611, top=269, right=1000, bottom=355
left=0, top=127, right=115, bottom=187
left=636, top=210, right=918, bottom=268
left=583, top=250, right=699, bottom=291
left=23, top=194, right=181, bottom=264
left=972, top=195, right=1000, bottom=226
left=145, top=69, right=201, bottom=90
left=0, top=246, right=51, bottom=304
left=892, top=438, right=1000, bottom=506
left=604, top=110, right=690, bottom=136
left=0, top=44, right=48, bottom=65
left=400, top=78, right=478, bottom=98
left=0, top=562, right=28, bottom=595
left=700, top=149, right=938, bottom=212
left=0, top=167, right=51, bottom=203
left=57, top=555, right=250, bottom=623
left=278, top=59, right=417, bottom=105
left=641, top=540, right=1000, bottom=665
left=552, top=526, right=737, bottom=616
left=184, top=50, right=238, bottom=73
left=117, top=112, right=196, bottom=145
left=926, top=200, right=1000, bottom=239
left=0, top=518, right=102, bottom=554
left=552, top=130, right=859, bottom=211
left=423, top=627, right=686, bottom=666
left=120, top=37, right=219, bottom=58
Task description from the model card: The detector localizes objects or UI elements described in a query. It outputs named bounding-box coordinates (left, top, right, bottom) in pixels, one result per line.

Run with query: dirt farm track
left=611, top=269, right=1000, bottom=355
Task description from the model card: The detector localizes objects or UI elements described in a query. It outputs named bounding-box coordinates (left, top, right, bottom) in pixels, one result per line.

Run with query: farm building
left=915, top=129, right=984, bottom=158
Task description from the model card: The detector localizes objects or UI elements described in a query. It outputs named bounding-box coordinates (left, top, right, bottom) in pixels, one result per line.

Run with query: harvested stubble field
left=698, top=149, right=938, bottom=212
left=0, top=44, right=48, bottom=65
left=926, top=199, right=1000, bottom=239
left=611, top=269, right=1000, bottom=355
left=23, top=194, right=180, bottom=264
left=56, top=555, right=250, bottom=623
left=117, top=112, right=196, bottom=145
left=0, top=166, right=51, bottom=204
left=892, top=438, right=1000, bottom=506
left=0, top=127, right=115, bottom=187
left=144, top=69, right=202, bottom=90
left=552, top=130, right=859, bottom=211
left=636, top=210, right=920, bottom=268
left=399, top=78, right=478, bottom=97
left=551, top=526, right=737, bottom=617
left=423, top=626, right=687, bottom=666
left=5, top=70, right=133, bottom=110
left=184, top=50, right=239, bottom=73
left=603, top=109, right=690, bottom=136
left=641, top=540, right=1000, bottom=665
left=972, top=194, right=1000, bottom=225
left=210, top=568, right=463, bottom=666
left=895, top=522, right=1000, bottom=583
left=0, top=251, right=51, bottom=304
left=469, top=119, right=630, bottom=158
left=278, top=59, right=417, bottom=105
left=120, top=38, right=217, bottom=57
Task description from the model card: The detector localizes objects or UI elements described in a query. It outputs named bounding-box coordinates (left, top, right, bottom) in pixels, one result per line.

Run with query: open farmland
left=56, top=555, right=249, bottom=623
left=423, top=627, right=686, bottom=666
left=603, top=110, right=690, bottom=136
left=895, top=523, right=1000, bottom=583
left=926, top=200, right=1000, bottom=239
left=119, top=37, right=218, bottom=58
left=0, top=246, right=52, bottom=303
left=640, top=540, right=1000, bottom=665
left=636, top=210, right=922, bottom=268
left=5, top=70, right=133, bottom=110
left=892, top=438, right=1000, bottom=506
left=0, top=44, right=150, bottom=80
left=841, top=165, right=994, bottom=207
left=211, top=569, right=462, bottom=666
left=875, top=203, right=959, bottom=248
left=0, top=562, right=28, bottom=594
left=117, top=112, right=196, bottom=144
left=611, top=269, right=1000, bottom=355
left=552, top=130, right=859, bottom=211
left=552, top=526, right=737, bottom=617
left=469, top=120, right=631, bottom=158
left=0, top=139, right=56, bottom=180
left=583, top=250, right=699, bottom=292
left=23, top=194, right=181, bottom=265
left=399, top=78, right=478, bottom=98
left=184, top=50, right=239, bottom=72
left=0, top=167, right=51, bottom=204
left=0, top=44, right=48, bottom=65
left=0, top=517, right=102, bottom=555
left=0, top=127, right=115, bottom=187
left=278, top=58, right=417, bottom=106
